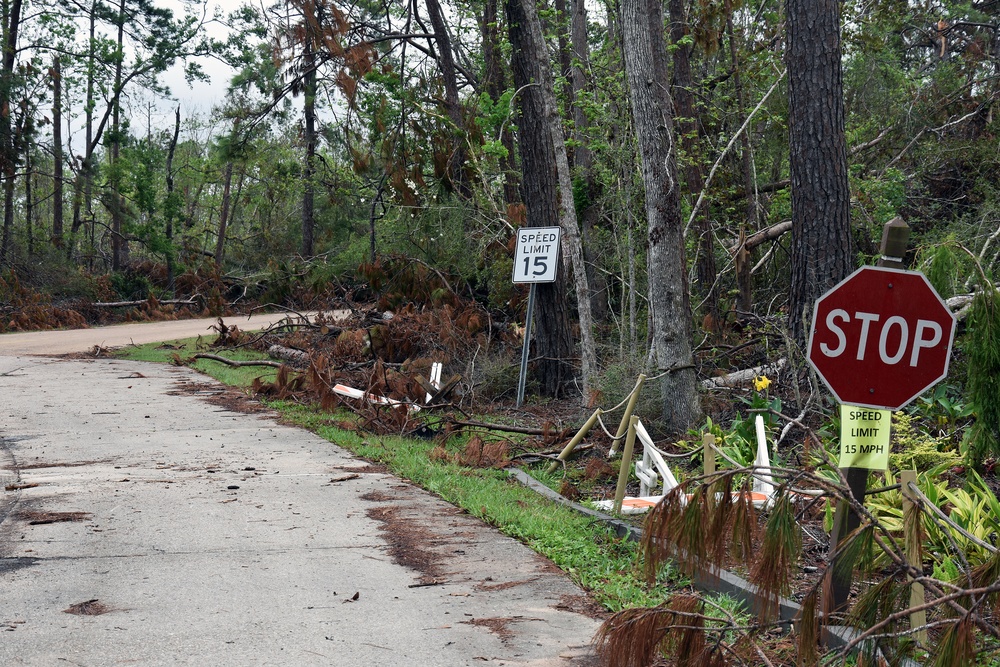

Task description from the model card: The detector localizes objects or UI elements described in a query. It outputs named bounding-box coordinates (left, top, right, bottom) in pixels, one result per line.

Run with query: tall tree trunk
left=554, top=0, right=572, bottom=111
left=481, top=0, right=519, bottom=208
left=71, top=3, right=97, bottom=247
left=568, top=0, right=608, bottom=325
left=787, top=0, right=854, bottom=343
left=164, top=107, right=179, bottom=292
left=507, top=0, right=574, bottom=398
left=302, top=41, right=316, bottom=258
left=509, top=0, right=597, bottom=401
left=110, top=0, right=126, bottom=271
left=25, top=153, right=33, bottom=255
left=215, top=162, right=233, bottom=269
left=0, top=0, right=23, bottom=268
left=51, top=56, right=63, bottom=247
left=620, top=0, right=702, bottom=432
left=229, top=167, right=245, bottom=236
left=669, top=0, right=718, bottom=327
left=426, top=0, right=468, bottom=197
left=727, top=13, right=756, bottom=315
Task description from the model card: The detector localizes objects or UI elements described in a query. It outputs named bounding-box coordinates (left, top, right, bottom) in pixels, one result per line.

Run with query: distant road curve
left=0, top=310, right=343, bottom=356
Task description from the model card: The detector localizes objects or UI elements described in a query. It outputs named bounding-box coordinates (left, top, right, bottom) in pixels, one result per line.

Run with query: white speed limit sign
left=512, top=227, right=561, bottom=283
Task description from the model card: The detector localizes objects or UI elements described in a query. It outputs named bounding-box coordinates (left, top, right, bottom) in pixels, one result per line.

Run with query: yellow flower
left=753, top=375, right=772, bottom=392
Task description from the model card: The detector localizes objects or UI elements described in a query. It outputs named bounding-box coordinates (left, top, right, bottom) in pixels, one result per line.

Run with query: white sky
left=63, top=0, right=251, bottom=147
left=146, top=0, right=246, bottom=133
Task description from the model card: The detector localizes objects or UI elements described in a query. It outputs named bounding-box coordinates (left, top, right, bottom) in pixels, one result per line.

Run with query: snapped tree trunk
left=215, top=162, right=233, bottom=269
left=787, top=0, right=854, bottom=343
left=70, top=2, right=98, bottom=257
left=164, top=107, right=180, bottom=292
left=110, top=0, right=127, bottom=271
left=619, top=0, right=702, bottom=432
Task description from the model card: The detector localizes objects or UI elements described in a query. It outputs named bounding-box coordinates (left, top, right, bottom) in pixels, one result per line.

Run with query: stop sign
left=807, top=266, right=956, bottom=410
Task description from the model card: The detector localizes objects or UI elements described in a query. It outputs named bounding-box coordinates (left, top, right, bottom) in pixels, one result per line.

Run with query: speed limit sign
left=512, top=227, right=561, bottom=283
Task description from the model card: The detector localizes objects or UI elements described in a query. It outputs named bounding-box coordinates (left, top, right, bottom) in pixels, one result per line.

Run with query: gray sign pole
left=515, top=283, right=537, bottom=408
left=511, top=226, right=561, bottom=408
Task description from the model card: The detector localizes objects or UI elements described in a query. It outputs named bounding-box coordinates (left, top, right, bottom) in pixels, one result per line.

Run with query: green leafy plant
left=911, top=384, right=974, bottom=438
left=889, top=412, right=962, bottom=472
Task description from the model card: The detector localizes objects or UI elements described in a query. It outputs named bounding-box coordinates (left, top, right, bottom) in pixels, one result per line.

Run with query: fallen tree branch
left=727, top=221, right=792, bottom=255
left=449, top=418, right=571, bottom=438
left=91, top=298, right=198, bottom=308
left=193, top=353, right=283, bottom=368
left=267, top=344, right=310, bottom=367
left=701, top=358, right=787, bottom=389
left=510, top=444, right=594, bottom=462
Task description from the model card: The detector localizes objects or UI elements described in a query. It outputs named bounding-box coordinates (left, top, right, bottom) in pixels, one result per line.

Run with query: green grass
left=116, top=337, right=280, bottom=386
left=116, top=338, right=685, bottom=612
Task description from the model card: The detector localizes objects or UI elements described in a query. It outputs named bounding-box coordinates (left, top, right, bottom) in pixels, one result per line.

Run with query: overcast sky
left=129, top=0, right=247, bottom=139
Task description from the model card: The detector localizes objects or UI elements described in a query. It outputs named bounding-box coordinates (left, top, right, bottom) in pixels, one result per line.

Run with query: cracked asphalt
left=0, top=321, right=603, bottom=666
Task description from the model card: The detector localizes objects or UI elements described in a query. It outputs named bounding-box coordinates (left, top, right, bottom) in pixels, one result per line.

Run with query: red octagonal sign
left=807, top=266, right=956, bottom=410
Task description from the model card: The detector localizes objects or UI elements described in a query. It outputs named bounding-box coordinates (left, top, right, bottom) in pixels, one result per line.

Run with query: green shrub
left=889, top=412, right=962, bottom=472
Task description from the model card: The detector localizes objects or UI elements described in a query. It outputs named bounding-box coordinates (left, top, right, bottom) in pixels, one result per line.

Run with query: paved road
left=0, top=312, right=331, bottom=356
left=0, top=325, right=602, bottom=666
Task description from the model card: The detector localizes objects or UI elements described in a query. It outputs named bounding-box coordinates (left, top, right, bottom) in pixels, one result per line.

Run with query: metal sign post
left=516, top=283, right=537, bottom=407
left=512, top=226, right=561, bottom=408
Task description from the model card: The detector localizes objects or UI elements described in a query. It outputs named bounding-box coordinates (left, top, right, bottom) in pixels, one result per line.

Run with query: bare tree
left=618, top=0, right=701, bottom=431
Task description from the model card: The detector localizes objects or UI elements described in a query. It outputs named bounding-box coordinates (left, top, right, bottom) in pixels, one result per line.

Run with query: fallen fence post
left=612, top=415, right=640, bottom=514
left=546, top=408, right=603, bottom=474
left=608, top=374, right=646, bottom=458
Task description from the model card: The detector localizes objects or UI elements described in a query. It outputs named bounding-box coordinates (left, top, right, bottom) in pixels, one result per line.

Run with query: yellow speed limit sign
left=839, top=405, right=891, bottom=470
left=512, top=227, right=561, bottom=283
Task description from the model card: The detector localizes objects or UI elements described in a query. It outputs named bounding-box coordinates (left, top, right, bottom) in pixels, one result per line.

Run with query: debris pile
left=203, top=301, right=521, bottom=436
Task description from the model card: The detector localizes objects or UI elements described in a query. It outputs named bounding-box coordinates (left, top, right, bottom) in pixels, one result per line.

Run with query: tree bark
left=25, top=151, right=33, bottom=255
left=0, top=0, right=23, bottom=268
left=164, top=107, right=179, bottom=291
left=426, top=0, right=469, bottom=197
left=302, top=40, right=316, bottom=258
left=507, top=0, right=574, bottom=398
left=509, top=0, right=596, bottom=402
left=70, top=2, right=97, bottom=254
left=669, top=0, right=718, bottom=324
left=568, top=0, right=608, bottom=325
left=619, top=0, right=702, bottom=432
left=215, top=162, right=233, bottom=269
left=51, top=55, right=63, bottom=247
left=110, top=0, right=126, bottom=270
left=481, top=0, right=519, bottom=208
left=727, top=14, right=757, bottom=314
left=786, top=0, right=854, bottom=343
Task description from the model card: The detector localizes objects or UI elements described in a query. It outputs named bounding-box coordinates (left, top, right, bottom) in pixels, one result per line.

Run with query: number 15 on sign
left=512, top=227, right=561, bottom=283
